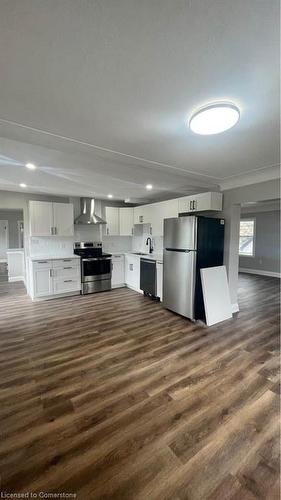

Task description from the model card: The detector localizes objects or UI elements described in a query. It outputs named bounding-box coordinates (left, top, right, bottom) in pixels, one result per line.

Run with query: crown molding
left=219, top=164, right=280, bottom=191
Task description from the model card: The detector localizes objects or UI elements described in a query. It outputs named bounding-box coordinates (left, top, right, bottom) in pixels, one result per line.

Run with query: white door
left=29, top=201, right=53, bottom=236
left=33, top=267, right=53, bottom=297
left=0, top=220, right=8, bottom=259
left=105, top=207, right=120, bottom=235
left=120, top=208, right=134, bottom=236
left=53, top=203, right=74, bottom=236
left=112, top=256, right=125, bottom=286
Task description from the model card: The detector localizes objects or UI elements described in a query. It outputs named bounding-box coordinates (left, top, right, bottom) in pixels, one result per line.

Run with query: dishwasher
left=140, top=258, right=157, bottom=298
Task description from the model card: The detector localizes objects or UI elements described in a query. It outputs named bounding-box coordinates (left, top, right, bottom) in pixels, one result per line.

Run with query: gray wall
left=0, top=209, right=24, bottom=248
left=221, top=179, right=280, bottom=307
left=239, top=210, right=280, bottom=274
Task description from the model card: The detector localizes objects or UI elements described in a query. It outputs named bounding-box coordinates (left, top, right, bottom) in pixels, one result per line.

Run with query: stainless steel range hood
left=74, top=198, right=106, bottom=225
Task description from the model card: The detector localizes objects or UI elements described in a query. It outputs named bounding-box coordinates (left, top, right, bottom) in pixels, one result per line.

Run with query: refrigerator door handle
left=165, top=248, right=193, bottom=253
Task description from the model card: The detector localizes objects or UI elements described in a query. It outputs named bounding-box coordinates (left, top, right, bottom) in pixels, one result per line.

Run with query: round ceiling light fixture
left=146, top=184, right=153, bottom=190
left=189, top=103, right=240, bottom=135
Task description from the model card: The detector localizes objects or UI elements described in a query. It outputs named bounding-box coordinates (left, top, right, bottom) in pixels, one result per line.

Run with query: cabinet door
left=33, top=267, right=53, bottom=297
left=178, top=196, right=194, bottom=214
left=105, top=207, right=120, bottom=235
left=156, top=262, right=163, bottom=301
left=53, top=203, right=74, bottom=236
left=112, top=257, right=125, bottom=286
left=125, top=255, right=140, bottom=289
left=29, top=201, right=53, bottom=236
left=120, top=208, right=134, bottom=236
left=133, top=205, right=151, bottom=225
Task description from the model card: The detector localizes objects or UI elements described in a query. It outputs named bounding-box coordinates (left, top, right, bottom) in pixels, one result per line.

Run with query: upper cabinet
left=133, top=199, right=178, bottom=236
left=29, top=201, right=74, bottom=237
left=119, top=208, right=134, bottom=236
left=105, top=207, right=120, bottom=235
left=178, top=192, right=222, bottom=214
left=105, top=207, right=134, bottom=236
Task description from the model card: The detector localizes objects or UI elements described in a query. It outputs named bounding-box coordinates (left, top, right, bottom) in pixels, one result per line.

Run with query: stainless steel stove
left=74, top=241, right=112, bottom=295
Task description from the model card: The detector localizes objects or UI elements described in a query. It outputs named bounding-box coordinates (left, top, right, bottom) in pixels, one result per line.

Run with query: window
left=239, top=219, right=255, bottom=256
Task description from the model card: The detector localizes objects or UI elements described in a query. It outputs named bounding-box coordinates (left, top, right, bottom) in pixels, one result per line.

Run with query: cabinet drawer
left=53, top=278, right=81, bottom=294
left=53, top=266, right=80, bottom=280
left=53, top=258, right=80, bottom=268
left=32, top=260, right=52, bottom=270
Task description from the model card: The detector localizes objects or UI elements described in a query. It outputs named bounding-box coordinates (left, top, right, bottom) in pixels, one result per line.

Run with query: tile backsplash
left=29, top=237, right=74, bottom=257
left=103, top=236, right=132, bottom=253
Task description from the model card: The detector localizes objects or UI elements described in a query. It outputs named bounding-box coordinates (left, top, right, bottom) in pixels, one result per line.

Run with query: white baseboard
left=239, top=268, right=281, bottom=278
left=231, top=303, right=239, bottom=313
left=8, top=276, right=24, bottom=282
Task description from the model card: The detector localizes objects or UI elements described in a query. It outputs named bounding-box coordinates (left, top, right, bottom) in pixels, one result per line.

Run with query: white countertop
left=7, top=248, right=25, bottom=253
left=126, top=252, right=163, bottom=262
left=29, top=254, right=80, bottom=261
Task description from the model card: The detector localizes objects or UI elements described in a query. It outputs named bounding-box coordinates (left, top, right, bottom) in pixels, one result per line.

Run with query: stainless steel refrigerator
left=163, top=216, right=225, bottom=321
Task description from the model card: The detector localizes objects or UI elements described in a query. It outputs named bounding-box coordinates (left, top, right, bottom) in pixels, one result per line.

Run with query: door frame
left=0, top=220, right=9, bottom=261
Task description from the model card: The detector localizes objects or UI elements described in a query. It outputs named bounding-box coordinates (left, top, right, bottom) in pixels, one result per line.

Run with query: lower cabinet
left=30, top=258, right=81, bottom=299
left=125, top=254, right=141, bottom=291
left=156, top=261, right=163, bottom=301
left=112, top=254, right=125, bottom=288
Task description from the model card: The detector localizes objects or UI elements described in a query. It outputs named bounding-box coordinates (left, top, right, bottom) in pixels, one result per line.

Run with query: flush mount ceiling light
left=107, top=194, right=113, bottom=198
left=25, top=162, right=37, bottom=170
left=20, top=183, right=27, bottom=188
left=146, top=184, right=153, bottom=190
left=189, top=103, right=240, bottom=135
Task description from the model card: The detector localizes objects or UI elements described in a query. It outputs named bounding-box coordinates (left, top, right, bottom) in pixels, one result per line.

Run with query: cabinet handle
left=50, top=227, right=54, bottom=235
left=63, top=267, right=73, bottom=269
left=54, top=227, right=57, bottom=235
left=107, top=228, right=109, bottom=235
left=131, top=227, right=134, bottom=235
left=129, top=264, right=133, bottom=271
left=49, top=269, right=53, bottom=278
left=38, top=261, right=48, bottom=264
left=193, top=200, right=196, bottom=211
left=64, top=279, right=73, bottom=283
left=189, top=201, right=193, bottom=211
left=63, top=259, right=71, bottom=262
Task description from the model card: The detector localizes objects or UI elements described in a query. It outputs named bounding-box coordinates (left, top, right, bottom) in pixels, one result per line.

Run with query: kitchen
left=24, top=191, right=225, bottom=324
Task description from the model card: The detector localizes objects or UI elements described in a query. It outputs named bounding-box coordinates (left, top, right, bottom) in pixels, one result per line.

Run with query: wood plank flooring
left=0, top=273, right=279, bottom=499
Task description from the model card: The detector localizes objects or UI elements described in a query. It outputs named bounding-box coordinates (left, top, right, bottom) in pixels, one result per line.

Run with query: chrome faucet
left=146, top=237, right=153, bottom=254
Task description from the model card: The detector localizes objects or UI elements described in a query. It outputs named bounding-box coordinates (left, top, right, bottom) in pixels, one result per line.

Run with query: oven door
left=82, top=257, right=112, bottom=282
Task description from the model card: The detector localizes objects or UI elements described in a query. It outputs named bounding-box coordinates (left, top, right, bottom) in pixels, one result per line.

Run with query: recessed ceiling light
left=189, top=103, right=240, bottom=135
left=20, top=183, right=27, bottom=188
left=25, top=162, right=37, bottom=170
left=107, top=194, right=113, bottom=198
left=146, top=184, right=153, bottom=190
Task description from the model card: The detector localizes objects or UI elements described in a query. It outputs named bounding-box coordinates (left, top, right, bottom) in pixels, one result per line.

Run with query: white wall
left=239, top=210, right=280, bottom=276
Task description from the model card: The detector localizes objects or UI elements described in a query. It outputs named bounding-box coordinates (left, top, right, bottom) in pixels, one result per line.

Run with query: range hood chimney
left=74, top=198, right=106, bottom=225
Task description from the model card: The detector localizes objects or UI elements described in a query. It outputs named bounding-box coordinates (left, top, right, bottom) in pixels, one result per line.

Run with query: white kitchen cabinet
left=178, top=192, right=222, bottom=214
left=133, top=205, right=152, bottom=225
left=29, top=201, right=54, bottom=236
left=150, top=199, right=179, bottom=236
left=105, top=207, right=120, bottom=235
left=120, top=208, right=134, bottom=236
left=29, top=201, right=74, bottom=237
left=125, top=254, right=140, bottom=291
left=30, top=258, right=80, bottom=299
left=111, top=254, right=125, bottom=287
left=156, top=262, right=163, bottom=301
left=32, top=261, right=53, bottom=297
left=53, top=203, right=74, bottom=236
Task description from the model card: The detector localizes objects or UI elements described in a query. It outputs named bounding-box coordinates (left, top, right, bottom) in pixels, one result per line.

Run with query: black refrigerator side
left=194, top=216, right=225, bottom=321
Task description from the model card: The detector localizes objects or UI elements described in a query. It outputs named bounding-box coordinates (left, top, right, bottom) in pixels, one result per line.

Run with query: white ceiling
left=0, top=0, right=279, bottom=202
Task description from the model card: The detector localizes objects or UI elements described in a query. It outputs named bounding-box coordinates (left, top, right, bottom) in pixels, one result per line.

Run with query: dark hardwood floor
left=0, top=273, right=279, bottom=499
